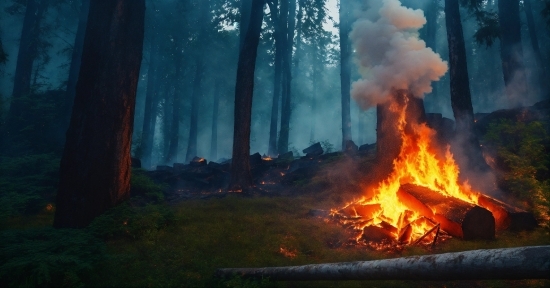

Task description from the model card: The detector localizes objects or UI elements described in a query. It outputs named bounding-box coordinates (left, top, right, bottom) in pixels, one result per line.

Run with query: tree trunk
left=498, top=0, right=527, bottom=106
left=339, top=0, right=352, bottom=149
left=216, top=246, right=550, bottom=281
left=278, top=0, right=295, bottom=155
left=6, top=0, right=48, bottom=138
left=53, top=0, right=145, bottom=228
left=268, top=1, right=283, bottom=156
left=239, top=0, right=252, bottom=51
left=210, top=81, right=221, bottom=161
left=445, top=0, right=487, bottom=172
left=524, top=0, right=549, bottom=98
left=185, top=59, right=203, bottom=162
left=186, top=0, right=209, bottom=162
left=229, top=0, right=265, bottom=192
left=62, top=0, right=90, bottom=133
left=162, top=84, right=173, bottom=161
left=166, top=39, right=184, bottom=164
left=140, top=26, right=160, bottom=169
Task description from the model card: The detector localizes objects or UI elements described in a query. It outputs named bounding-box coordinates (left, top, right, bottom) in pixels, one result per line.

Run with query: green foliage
left=472, top=10, right=500, bottom=48
left=0, top=154, right=59, bottom=224
left=0, top=228, right=106, bottom=287
left=484, top=119, right=550, bottom=226
left=88, top=202, right=174, bottom=241
left=131, top=168, right=166, bottom=203
left=320, top=140, right=334, bottom=153
left=221, top=275, right=276, bottom=288
left=5, top=90, right=66, bottom=155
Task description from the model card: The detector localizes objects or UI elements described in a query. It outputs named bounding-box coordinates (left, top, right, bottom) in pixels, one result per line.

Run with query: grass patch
left=88, top=194, right=550, bottom=287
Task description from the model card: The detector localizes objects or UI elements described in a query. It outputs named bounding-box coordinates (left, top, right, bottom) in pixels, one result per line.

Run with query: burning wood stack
left=331, top=91, right=537, bottom=247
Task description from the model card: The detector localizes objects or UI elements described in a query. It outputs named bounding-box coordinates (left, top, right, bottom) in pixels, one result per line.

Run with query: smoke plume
left=350, top=0, right=448, bottom=109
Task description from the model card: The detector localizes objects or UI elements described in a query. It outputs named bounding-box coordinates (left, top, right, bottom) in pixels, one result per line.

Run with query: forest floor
left=2, top=156, right=550, bottom=287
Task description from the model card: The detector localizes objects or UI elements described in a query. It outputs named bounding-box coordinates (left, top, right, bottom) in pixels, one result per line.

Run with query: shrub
left=130, top=168, right=166, bottom=203
left=88, top=202, right=174, bottom=241
left=484, top=119, right=550, bottom=226
left=0, top=154, right=59, bottom=224
left=0, top=228, right=105, bottom=287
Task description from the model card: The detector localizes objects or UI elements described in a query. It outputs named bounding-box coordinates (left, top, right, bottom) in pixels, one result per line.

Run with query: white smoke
left=350, top=0, right=448, bottom=109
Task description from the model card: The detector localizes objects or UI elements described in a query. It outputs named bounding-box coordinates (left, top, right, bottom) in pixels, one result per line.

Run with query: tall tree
left=140, top=12, right=160, bottom=169
left=278, top=0, right=296, bottom=154
left=5, top=0, right=49, bottom=140
left=498, top=0, right=527, bottom=105
left=61, top=0, right=90, bottom=134
left=210, top=81, right=221, bottom=161
left=166, top=36, right=184, bottom=164
left=185, top=0, right=209, bottom=162
left=524, top=0, right=549, bottom=98
left=339, top=0, right=352, bottom=149
left=267, top=0, right=285, bottom=156
left=54, top=0, right=145, bottom=228
left=445, top=0, right=486, bottom=171
left=229, top=0, right=266, bottom=192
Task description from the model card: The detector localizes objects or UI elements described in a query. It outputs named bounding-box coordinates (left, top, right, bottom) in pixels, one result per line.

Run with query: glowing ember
left=333, top=96, right=484, bottom=245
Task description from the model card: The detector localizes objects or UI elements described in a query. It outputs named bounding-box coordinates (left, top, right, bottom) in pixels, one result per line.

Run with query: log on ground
left=397, top=184, right=494, bottom=240
left=477, top=195, right=537, bottom=231
left=216, top=246, right=550, bottom=281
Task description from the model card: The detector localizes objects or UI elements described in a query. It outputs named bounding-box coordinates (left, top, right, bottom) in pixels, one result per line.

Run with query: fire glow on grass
left=332, top=96, right=482, bottom=245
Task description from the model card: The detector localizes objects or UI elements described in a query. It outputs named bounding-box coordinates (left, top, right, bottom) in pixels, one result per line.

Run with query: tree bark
left=166, top=37, right=184, bottom=164
left=239, top=0, right=253, bottom=51
left=445, top=0, right=487, bottom=172
left=339, top=0, right=352, bottom=149
left=229, top=0, right=266, bottom=192
left=62, top=0, right=90, bottom=133
left=278, top=0, right=295, bottom=155
left=6, top=0, right=49, bottom=139
left=498, top=0, right=527, bottom=106
left=53, top=0, right=145, bottom=228
left=186, top=0, right=209, bottom=162
left=210, top=81, right=221, bottom=161
left=268, top=0, right=283, bottom=156
left=185, top=58, right=203, bottom=162
left=217, top=246, right=550, bottom=281
left=140, top=22, right=160, bottom=169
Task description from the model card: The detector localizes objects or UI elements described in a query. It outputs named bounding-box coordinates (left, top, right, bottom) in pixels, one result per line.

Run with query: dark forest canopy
left=0, top=0, right=549, bottom=166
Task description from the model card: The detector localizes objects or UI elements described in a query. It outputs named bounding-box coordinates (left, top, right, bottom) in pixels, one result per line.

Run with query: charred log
left=477, top=195, right=537, bottom=231
left=397, top=184, right=495, bottom=240
left=216, top=246, right=550, bottom=281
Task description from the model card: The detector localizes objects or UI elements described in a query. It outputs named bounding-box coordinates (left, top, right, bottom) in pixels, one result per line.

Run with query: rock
left=131, top=157, right=141, bottom=168
left=173, top=163, right=188, bottom=171
left=303, top=142, right=323, bottom=157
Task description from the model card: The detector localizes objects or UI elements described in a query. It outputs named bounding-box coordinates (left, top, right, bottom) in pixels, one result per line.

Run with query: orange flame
left=336, top=95, right=482, bottom=244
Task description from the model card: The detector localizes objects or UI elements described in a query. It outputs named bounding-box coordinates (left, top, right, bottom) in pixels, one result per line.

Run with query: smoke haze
left=350, top=0, right=448, bottom=110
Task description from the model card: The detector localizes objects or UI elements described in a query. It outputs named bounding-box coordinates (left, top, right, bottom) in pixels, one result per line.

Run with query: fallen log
left=216, top=245, right=550, bottom=281
left=477, top=195, right=538, bottom=231
left=397, top=184, right=495, bottom=240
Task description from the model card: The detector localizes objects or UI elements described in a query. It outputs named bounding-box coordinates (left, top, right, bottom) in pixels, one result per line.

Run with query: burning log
left=477, top=195, right=537, bottom=231
left=397, top=184, right=495, bottom=240
left=216, top=246, right=550, bottom=281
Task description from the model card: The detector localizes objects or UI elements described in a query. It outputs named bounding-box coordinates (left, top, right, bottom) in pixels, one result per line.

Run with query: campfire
left=330, top=91, right=536, bottom=248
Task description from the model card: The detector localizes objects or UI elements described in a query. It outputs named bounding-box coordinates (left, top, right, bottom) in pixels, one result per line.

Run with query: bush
left=484, top=119, right=550, bottom=226
left=0, top=228, right=106, bottom=287
left=0, top=154, right=59, bottom=224
left=88, top=202, right=174, bottom=241
left=130, top=168, right=166, bottom=203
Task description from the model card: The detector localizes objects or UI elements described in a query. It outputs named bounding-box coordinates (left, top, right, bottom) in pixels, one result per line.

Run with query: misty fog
left=0, top=0, right=548, bottom=169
